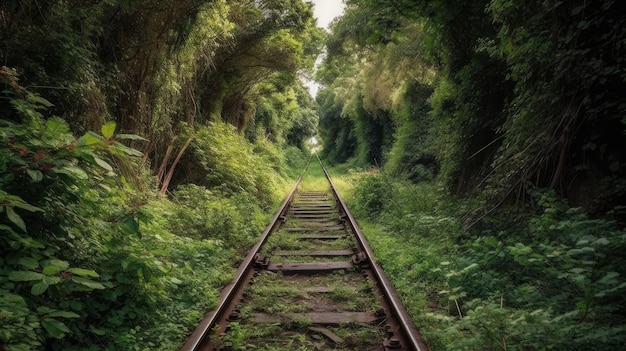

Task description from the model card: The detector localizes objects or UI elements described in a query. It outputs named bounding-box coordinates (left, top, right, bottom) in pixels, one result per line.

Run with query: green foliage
left=0, top=87, right=256, bottom=350
left=351, top=173, right=388, bottom=217
left=174, top=122, right=287, bottom=208
left=484, top=0, right=626, bottom=207
left=431, top=193, right=626, bottom=350
left=317, top=89, right=357, bottom=165
left=244, top=77, right=318, bottom=147
left=1, top=0, right=326, bottom=349
left=385, top=82, right=438, bottom=182
left=1, top=0, right=322, bottom=175
left=347, top=169, right=626, bottom=350
left=168, top=184, right=267, bottom=250
left=323, top=0, right=626, bottom=349
left=0, top=90, right=139, bottom=349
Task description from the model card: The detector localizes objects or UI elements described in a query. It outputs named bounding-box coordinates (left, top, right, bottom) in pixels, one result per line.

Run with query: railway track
left=180, top=156, right=429, bottom=351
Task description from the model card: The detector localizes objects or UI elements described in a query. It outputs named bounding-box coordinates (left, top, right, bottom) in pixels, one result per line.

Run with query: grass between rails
left=213, top=160, right=388, bottom=351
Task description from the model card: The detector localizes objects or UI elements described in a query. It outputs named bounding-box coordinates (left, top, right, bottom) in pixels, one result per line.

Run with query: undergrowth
left=0, top=85, right=309, bottom=350
left=343, top=169, right=626, bottom=350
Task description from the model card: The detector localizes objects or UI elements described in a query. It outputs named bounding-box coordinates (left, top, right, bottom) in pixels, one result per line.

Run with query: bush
left=432, top=192, right=626, bottom=350
left=351, top=173, right=388, bottom=217
left=173, top=122, right=287, bottom=209
left=168, top=184, right=268, bottom=251
left=348, top=169, right=626, bottom=350
left=0, top=89, right=242, bottom=350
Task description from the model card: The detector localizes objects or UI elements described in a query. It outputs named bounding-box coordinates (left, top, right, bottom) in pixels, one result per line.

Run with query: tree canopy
left=317, top=0, right=625, bottom=220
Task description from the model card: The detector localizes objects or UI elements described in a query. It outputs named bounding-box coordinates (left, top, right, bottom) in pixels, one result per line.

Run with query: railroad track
left=180, top=156, right=429, bottom=351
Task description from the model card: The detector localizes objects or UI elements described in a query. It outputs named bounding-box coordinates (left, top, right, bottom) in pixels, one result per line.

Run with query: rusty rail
left=317, top=154, right=430, bottom=351
left=180, top=154, right=430, bottom=351
left=179, top=156, right=311, bottom=351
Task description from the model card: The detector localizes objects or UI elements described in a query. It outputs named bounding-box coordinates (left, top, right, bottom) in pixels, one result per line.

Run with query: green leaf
left=12, top=200, right=44, bottom=212
left=45, top=117, right=71, bottom=135
left=42, top=259, right=69, bottom=275
left=122, top=216, right=140, bottom=234
left=0, top=292, right=29, bottom=318
left=101, top=121, right=116, bottom=139
left=68, top=268, right=99, bottom=278
left=71, top=277, right=105, bottom=290
left=69, top=301, right=84, bottom=311
left=116, top=133, right=148, bottom=141
left=0, top=224, right=17, bottom=236
left=42, top=275, right=62, bottom=285
left=20, top=237, right=46, bottom=249
left=46, top=310, right=80, bottom=318
left=18, top=257, right=40, bottom=270
left=78, top=131, right=104, bottom=146
left=112, top=141, right=143, bottom=157
left=9, top=271, right=44, bottom=281
left=31, top=281, right=49, bottom=296
left=6, top=207, right=26, bottom=232
left=27, top=169, right=44, bottom=182
left=41, top=318, right=70, bottom=339
left=93, top=156, right=113, bottom=171
left=27, top=94, right=54, bottom=108
left=55, top=165, right=88, bottom=180
left=90, top=326, right=107, bottom=336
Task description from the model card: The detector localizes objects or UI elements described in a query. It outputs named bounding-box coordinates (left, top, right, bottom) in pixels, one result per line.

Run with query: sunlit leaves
left=101, top=121, right=116, bottom=139
left=78, top=132, right=104, bottom=146
left=68, top=268, right=99, bottom=278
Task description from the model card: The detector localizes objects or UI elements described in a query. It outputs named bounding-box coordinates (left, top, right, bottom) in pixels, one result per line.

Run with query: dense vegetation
left=2, top=0, right=625, bottom=350
left=1, top=1, right=317, bottom=349
left=319, top=0, right=626, bottom=350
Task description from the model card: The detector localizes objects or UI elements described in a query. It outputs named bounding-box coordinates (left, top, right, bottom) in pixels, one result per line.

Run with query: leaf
left=12, top=199, right=43, bottom=212
left=170, top=277, right=183, bottom=285
left=0, top=292, right=29, bottom=318
left=68, top=268, right=100, bottom=278
left=78, top=132, right=104, bottom=146
left=41, top=318, right=70, bottom=339
left=112, top=141, right=143, bottom=157
left=116, top=133, right=148, bottom=141
left=122, top=216, right=139, bottom=234
left=90, top=326, right=107, bottom=335
left=69, top=301, right=84, bottom=311
left=20, top=237, right=46, bottom=249
left=31, top=281, right=49, bottom=296
left=27, top=94, right=54, bottom=108
left=93, top=156, right=113, bottom=171
left=101, top=121, right=116, bottom=139
left=6, top=207, right=26, bottom=231
left=45, top=117, right=71, bottom=134
left=71, top=276, right=105, bottom=290
left=46, top=310, right=80, bottom=318
left=18, top=257, right=40, bottom=270
left=9, top=271, right=44, bottom=281
left=27, top=169, right=44, bottom=182
left=42, top=259, right=69, bottom=275
left=42, top=275, right=62, bottom=285
left=55, top=165, right=88, bottom=180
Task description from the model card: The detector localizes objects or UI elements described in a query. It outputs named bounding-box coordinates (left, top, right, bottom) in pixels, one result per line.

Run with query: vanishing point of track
left=180, top=156, right=429, bottom=351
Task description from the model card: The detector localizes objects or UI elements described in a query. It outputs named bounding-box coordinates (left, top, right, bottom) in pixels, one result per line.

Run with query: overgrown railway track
left=180, top=156, right=429, bottom=351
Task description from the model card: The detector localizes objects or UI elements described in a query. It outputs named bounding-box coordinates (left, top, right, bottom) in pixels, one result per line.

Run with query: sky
left=303, top=0, right=346, bottom=97
left=310, top=0, right=345, bottom=30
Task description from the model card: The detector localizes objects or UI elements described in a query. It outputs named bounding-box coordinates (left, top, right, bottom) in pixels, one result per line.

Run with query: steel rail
left=179, top=156, right=311, bottom=351
left=317, top=154, right=430, bottom=351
